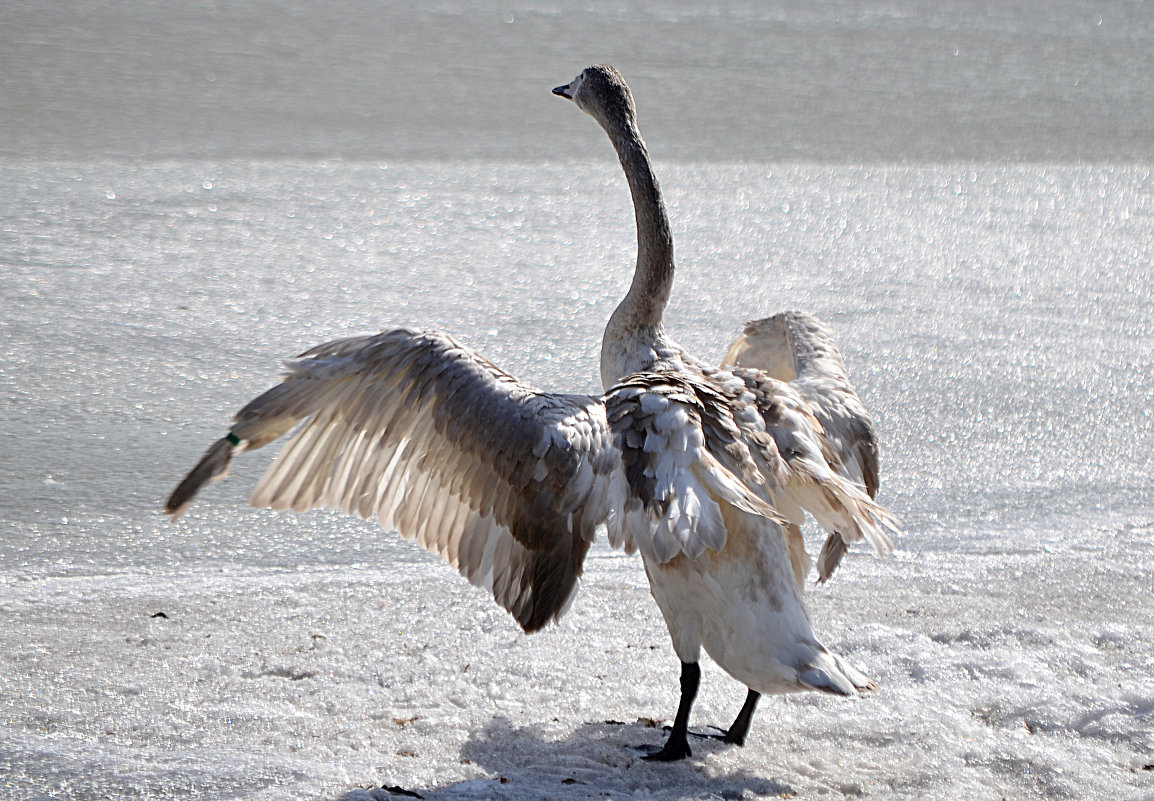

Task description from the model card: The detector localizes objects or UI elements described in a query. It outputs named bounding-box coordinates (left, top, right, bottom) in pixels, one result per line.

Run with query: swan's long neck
left=601, top=120, right=676, bottom=386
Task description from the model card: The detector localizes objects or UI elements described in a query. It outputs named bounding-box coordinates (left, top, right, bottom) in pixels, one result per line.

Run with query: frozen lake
left=2, top=2, right=1153, bottom=800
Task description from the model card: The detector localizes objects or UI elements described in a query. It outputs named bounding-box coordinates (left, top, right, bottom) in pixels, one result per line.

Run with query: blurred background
left=3, top=0, right=1153, bottom=163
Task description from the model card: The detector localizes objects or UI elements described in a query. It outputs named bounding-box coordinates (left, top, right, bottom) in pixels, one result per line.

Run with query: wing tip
left=164, top=434, right=239, bottom=518
left=815, top=532, right=848, bottom=583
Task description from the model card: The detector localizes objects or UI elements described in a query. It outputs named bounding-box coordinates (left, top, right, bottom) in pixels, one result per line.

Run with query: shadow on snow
left=337, top=716, right=794, bottom=800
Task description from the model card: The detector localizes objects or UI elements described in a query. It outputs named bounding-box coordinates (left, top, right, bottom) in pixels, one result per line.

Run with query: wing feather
left=722, top=312, right=893, bottom=582
left=723, top=312, right=879, bottom=495
left=603, top=371, right=785, bottom=565
left=166, top=327, right=620, bottom=633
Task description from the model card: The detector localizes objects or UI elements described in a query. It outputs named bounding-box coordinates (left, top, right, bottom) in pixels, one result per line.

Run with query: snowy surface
left=3, top=545, right=1152, bottom=801
left=2, top=2, right=1154, bottom=796
left=3, top=158, right=1152, bottom=801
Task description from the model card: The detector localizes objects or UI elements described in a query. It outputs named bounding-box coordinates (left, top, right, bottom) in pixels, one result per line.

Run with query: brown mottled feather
left=167, top=327, right=617, bottom=633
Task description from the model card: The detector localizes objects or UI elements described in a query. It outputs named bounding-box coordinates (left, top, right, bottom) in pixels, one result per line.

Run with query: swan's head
left=553, top=65, right=637, bottom=133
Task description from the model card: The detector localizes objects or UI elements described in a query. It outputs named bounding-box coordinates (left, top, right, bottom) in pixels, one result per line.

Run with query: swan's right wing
left=723, top=311, right=878, bottom=495
left=722, top=313, right=800, bottom=383
left=723, top=312, right=885, bottom=581
left=166, top=327, right=619, bottom=633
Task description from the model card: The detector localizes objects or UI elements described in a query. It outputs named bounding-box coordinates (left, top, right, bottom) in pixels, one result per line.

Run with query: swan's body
left=167, top=65, right=897, bottom=760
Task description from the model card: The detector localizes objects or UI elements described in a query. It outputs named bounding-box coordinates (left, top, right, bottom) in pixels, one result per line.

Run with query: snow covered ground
left=3, top=2, right=1154, bottom=796
left=2, top=159, right=1152, bottom=800
left=3, top=531, right=1153, bottom=799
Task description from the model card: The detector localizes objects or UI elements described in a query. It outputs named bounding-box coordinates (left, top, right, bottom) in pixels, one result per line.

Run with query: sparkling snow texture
left=3, top=157, right=1151, bottom=801
left=2, top=2, right=1154, bottom=799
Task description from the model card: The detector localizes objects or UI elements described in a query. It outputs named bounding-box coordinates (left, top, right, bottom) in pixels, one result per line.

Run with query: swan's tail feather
left=165, top=435, right=240, bottom=518
left=832, top=652, right=878, bottom=693
left=797, top=649, right=877, bottom=696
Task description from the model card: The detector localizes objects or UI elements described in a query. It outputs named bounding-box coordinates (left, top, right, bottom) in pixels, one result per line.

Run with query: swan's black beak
left=553, top=83, right=573, bottom=100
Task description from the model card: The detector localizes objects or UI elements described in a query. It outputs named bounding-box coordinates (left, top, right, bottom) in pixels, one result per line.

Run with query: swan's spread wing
left=723, top=311, right=878, bottom=494
left=167, top=327, right=619, bottom=632
left=603, top=371, right=784, bottom=565
left=722, top=313, right=800, bottom=383
left=723, top=312, right=886, bottom=581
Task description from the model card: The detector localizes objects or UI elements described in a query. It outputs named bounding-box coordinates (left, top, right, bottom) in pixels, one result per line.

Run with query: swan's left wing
left=166, top=327, right=619, bottom=632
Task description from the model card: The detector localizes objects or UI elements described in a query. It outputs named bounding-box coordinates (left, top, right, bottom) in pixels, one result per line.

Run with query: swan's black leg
left=723, top=689, right=761, bottom=746
left=641, top=661, right=700, bottom=761
left=675, top=687, right=759, bottom=746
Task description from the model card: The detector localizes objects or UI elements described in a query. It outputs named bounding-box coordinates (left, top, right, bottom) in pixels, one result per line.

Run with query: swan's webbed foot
left=672, top=688, right=763, bottom=746
left=638, top=734, right=692, bottom=761
left=682, top=724, right=729, bottom=741
left=637, top=660, right=700, bottom=762
left=638, top=683, right=760, bottom=760
left=722, top=727, right=748, bottom=746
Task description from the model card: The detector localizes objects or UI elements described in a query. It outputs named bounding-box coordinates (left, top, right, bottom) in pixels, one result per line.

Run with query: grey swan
left=167, top=64, right=898, bottom=761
